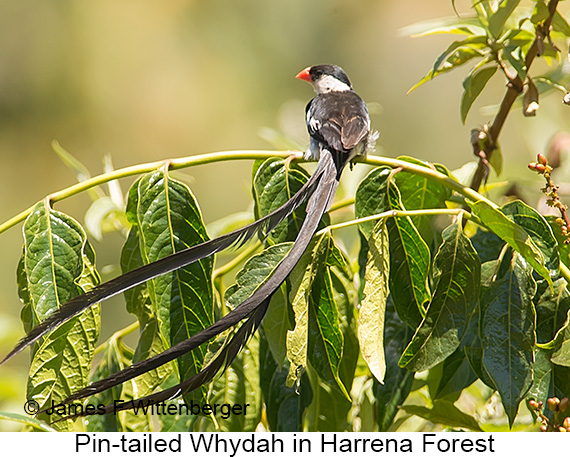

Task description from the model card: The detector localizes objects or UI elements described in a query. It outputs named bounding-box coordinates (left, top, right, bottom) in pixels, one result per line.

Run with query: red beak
left=295, top=67, right=312, bottom=82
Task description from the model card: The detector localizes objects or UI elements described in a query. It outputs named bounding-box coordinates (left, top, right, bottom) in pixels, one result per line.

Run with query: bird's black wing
left=58, top=150, right=339, bottom=409
left=306, top=91, right=370, bottom=155
left=0, top=158, right=326, bottom=366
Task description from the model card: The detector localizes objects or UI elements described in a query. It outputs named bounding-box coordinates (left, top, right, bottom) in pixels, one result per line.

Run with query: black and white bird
left=2, top=65, right=376, bottom=414
left=296, top=64, right=376, bottom=175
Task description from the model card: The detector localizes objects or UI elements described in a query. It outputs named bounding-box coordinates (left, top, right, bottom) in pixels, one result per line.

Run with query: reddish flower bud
left=548, top=397, right=560, bottom=411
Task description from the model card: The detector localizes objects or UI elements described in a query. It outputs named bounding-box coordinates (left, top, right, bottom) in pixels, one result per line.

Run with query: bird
left=296, top=64, right=376, bottom=175
left=4, top=64, right=376, bottom=415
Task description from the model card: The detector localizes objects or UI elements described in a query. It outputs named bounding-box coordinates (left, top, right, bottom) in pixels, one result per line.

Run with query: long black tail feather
left=1, top=156, right=327, bottom=366
left=58, top=150, right=339, bottom=409
left=58, top=296, right=270, bottom=421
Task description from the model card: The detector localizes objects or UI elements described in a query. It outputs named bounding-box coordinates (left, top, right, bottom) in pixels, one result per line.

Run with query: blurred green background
left=1, top=0, right=569, bottom=429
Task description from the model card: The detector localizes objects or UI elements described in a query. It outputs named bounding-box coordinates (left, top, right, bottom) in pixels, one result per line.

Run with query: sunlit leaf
left=488, top=0, right=521, bottom=39
left=531, top=1, right=550, bottom=25
left=358, top=220, right=389, bottom=383
left=286, top=243, right=316, bottom=387
left=393, top=158, right=452, bottom=244
left=253, top=158, right=328, bottom=244
left=401, top=16, right=486, bottom=38
left=500, top=200, right=559, bottom=276
left=86, top=337, right=153, bottom=432
left=468, top=199, right=551, bottom=287
left=553, top=11, right=570, bottom=36
left=127, top=170, right=214, bottom=401
left=408, top=37, right=487, bottom=93
left=461, top=66, right=497, bottom=123
left=120, top=225, right=172, bottom=398
left=355, top=167, right=391, bottom=238
left=503, top=44, right=527, bottom=81
left=20, top=201, right=100, bottom=431
left=261, top=286, right=290, bottom=366
left=0, top=412, right=57, bottom=432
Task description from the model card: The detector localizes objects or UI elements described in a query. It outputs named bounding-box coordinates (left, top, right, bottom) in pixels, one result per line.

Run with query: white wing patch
left=308, top=114, right=320, bottom=133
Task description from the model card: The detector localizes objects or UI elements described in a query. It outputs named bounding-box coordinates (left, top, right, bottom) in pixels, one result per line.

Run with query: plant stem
left=323, top=208, right=470, bottom=233
left=0, top=150, right=298, bottom=234
left=0, top=152, right=491, bottom=235
left=93, top=320, right=140, bottom=356
left=469, top=0, right=560, bottom=191
left=213, top=242, right=261, bottom=279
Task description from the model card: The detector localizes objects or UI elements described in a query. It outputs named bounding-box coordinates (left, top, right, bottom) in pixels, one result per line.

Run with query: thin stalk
left=322, top=208, right=470, bottom=233
left=0, top=151, right=492, bottom=235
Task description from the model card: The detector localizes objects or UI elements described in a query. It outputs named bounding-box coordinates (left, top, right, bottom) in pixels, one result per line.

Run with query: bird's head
left=296, top=64, right=353, bottom=94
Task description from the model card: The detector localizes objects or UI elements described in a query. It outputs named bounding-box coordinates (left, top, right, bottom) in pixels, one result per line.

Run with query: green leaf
left=84, top=196, right=126, bottom=241
left=51, top=140, right=102, bottom=200
left=552, top=363, right=570, bottom=403
left=126, top=170, right=215, bottom=403
left=225, top=243, right=292, bottom=308
left=393, top=158, right=453, bottom=243
left=470, top=228, right=505, bottom=263
left=332, top=267, right=358, bottom=398
left=503, top=45, right=527, bottom=81
left=409, top=38, right=487, bottom=93
left=386, top=183, right=431, bottom=328
left=358, top=220, right=389, bottom=383
left=399, top=221, right=480, bottom=371
left=551, top=310, right=570, bottom=367
left=0, top=411, right=57, bottom=432
left=20, top=201, right=100, bottom=430
left=531, top=1, right=550, bottom=25
left=552, top=11, right=570, bottom=36
left=374, top=297, right=414, bottom=431
left=500, top=200, right=559, bottom=276
left=402, top=16, right=486, bottom=38
left=304, top=368, right=352, bottom=432
left=461, top=66, right=497, bottom=123
left=261, top=285, right=291, bottom=366
left=468, top=199, right=551, bottom=287
left=286, top=243, right=316, bottom=387
left=208, top=333, right=262, bottom=431
left=435, top=347, right=478, bottom=400
left=480, top=253, right=536, bottom=427
left=260, top=334, right=312, bottom=432
left=433, top=308, right=479, bottom=400
left=253, top=158, right=328, bottom=244
left=120, top=225, right=172, bottom=397
left=400, top=400, right=483, bottom=431
left=354, top=166, right=391, bottom=238
left=474, top=1, right=491, bottom=28
left=285, top=227, right=355, bottom=397
left=534, top=278, right=570, bottom=346
left=306, top=232, right=350, bottom=400
left=526, top=347, right=554, bottom=408
left=86, top=336, right=153, bottom=432
left=488, top=0, right=521, bottom=39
